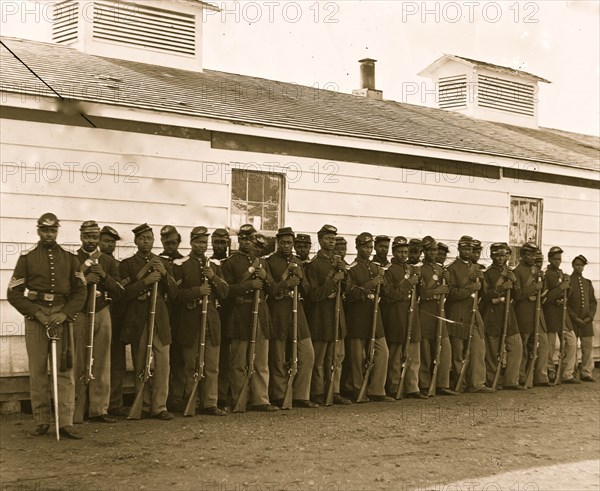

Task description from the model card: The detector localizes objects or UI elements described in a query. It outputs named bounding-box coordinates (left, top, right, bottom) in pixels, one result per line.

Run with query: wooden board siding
left=1, top=117, right=598, bottom=378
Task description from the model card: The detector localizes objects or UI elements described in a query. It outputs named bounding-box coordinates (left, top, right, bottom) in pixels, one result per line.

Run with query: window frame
left=508, top=195, right=544, bottom=267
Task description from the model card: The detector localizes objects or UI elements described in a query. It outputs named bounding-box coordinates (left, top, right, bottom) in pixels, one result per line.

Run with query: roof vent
left=352, top=58, right=383, bottom=101
left=419, top=54, right=550, bottom=128
left=51, top=0, right=218, bottom=72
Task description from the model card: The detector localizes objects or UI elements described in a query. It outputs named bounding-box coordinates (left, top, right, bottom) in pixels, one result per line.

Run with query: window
left=509, top=196, right=543, bottom=266
left=230, top=169, right=284, bottom=232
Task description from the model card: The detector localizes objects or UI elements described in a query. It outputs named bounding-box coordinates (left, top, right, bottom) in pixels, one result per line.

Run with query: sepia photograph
left=0, top=1, right=598, bottom=490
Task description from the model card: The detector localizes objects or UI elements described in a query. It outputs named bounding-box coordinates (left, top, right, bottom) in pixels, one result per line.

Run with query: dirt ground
left=1, top=370, right=599, bottom=491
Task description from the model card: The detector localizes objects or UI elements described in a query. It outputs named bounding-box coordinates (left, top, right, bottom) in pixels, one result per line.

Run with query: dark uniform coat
left=418, top=261, right=448, bottom=339
left=446, top=258, right=480, bottom=339
left=7, top=242, right=87, bottom=319
left=381, top=260, right=421, bottom=343
left=173, top=254, right=229, bottom=347
left=568, top=272, right=597, bottom=338
left=305, top=250, right=347, bottom=341
left=513, top=262, right=544, bottom=335
left=543, top=267, right=572, bottom=333
left=265, top=251, right=311, bottom=340
left=221, top=252, right=275, bottom=340
left=345, top=258, right=385, bottom=340
left=481, top=265, right=519, bottom=337
left=76, top=248, right=123, bottom=313
left=118, top=252, right=178, bottom=346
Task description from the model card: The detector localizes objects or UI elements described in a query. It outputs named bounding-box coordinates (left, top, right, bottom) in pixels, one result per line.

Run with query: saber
left=48, top=326, right=60, bottom=442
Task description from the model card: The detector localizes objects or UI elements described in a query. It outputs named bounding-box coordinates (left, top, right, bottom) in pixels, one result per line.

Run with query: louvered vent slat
left=478, top=75, right=534, bottom=116
left=52, top=0, right=78, bottom=45
left=438, top=75, right=466, bottom=109
left=93, top=1, right=196, bottom=56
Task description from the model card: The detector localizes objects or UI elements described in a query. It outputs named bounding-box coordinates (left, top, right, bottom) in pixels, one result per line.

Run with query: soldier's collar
left=136, top=251, right=154, bottom=261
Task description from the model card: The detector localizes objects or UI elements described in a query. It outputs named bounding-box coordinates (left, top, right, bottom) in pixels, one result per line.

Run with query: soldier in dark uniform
left=158, top=225, right=185, bottom=411
left=334, top=236, right=348, bottom=262
left=119, top=224, right=178, bottom=420
left=344, top=233, right=393, bottom=402
left=481, top=243, right=524, bottom=389
left=418, top=236, right=455, bottom=395
left=543, top=247, right=580, bottom=384
left=305, top=225, right=351, bottom=405
left=381, top=236, right=425, bottom=399
left=99, top=226, right=129, bottom=417
left=407, top=238, right=422, bottom=265
left=436, top=242, right=449, bottom=266
left=470, top=239, right=483, bottom=265
left=7, top=213, right=87, bottom=438
left=568, top=255, right=597, bottom=382
left=221, top=224, right=278, bottom=411
left=73, top=221, right=123, bottom=423
left=446, top=236, right=490, bottom=392
left=211, top=228, right=232, bottom=409
left=513, top=242, right=550, bottom=387
left=372, top=235, right=390, bottom=267
left=266, top=227, right=318, bottom=408
left=173, top=226, right=229, bottom=416
left=294, top=234, right=312, bottom=262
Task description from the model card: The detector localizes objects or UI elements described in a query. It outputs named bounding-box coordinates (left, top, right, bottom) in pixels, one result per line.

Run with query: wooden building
left=1, top=0, right=598, bottom=402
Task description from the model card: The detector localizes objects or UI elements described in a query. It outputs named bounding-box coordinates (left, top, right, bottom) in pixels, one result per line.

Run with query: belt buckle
left=43, top=293, right=55, bottom=302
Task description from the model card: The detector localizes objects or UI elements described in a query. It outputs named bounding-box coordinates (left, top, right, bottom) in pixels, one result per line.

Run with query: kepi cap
left=80, top=220, right=100, bottom=233
left=100, top=225, right=121, bottom=241
left=471, top=239, right=482, bottom=250
left=212, top=228, right=230, bottom=239
left=276, top=227, right=295, bottom=239
left=408, top=238, right=422, bottom=249
left=318, top=224, right=337, bottom=238
left=421, top=236, right=437, bottom=250
left=520, top=242, right=539, bottom=255
left=37, top=213, right=60, bottom=228
left=355, top=232, right=373, bottom=246
left=573, top=254, right=588, bottom=265
left=238, top=224, right=258, bottom=237
left=437, top=242, right=449, bottom=253
left=190, top=226, right=209, bottom=240
left=335, top=236, right=347, bottom=245
left=392, top=236, right=408, bottom=250
left=458, top=235, right=474, bottom=247
left=295, top=233, right=312, bottom=244
left=160, top=225, right=179, bottom=238
left=548, top=246, right=564, bottom=258
left=132, top=223, right=152, bottom=237
left=374, top=235, right=390, bottom=244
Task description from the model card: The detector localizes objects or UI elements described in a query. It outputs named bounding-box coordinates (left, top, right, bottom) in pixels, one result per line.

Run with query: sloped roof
left=1, top=37, right=598, bottom=172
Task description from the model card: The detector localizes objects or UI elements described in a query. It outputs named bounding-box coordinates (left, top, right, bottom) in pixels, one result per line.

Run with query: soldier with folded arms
left=119, top=223, right=178, bottom=420
left=7, top=213, right=87, bottom=439
left=73, top=220, right=123, bottom=423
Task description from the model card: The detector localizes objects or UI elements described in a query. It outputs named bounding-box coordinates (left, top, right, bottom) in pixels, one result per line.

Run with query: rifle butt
left=427, top=366, right=438, bottom=397
left=183, top=383, right=199, bottom=417
left=454, top=365, right=467, bottom=393
left=127, top=383, right=147, bottom=420
left=396, top=365, right=408, bottom=400
left=232, top=379, right=250, bottom=413
left=282, top=376, right=294, bottom=410
left=356, top=366, right=372, bottom=403
left=73, top=384, right=88, bottom=423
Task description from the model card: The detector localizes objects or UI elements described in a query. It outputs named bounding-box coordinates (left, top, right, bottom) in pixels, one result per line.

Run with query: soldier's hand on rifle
left=48, top=311, right=67, bottom=329
left=144, top=271, right=162, bottom=285
left=150, top=259, right=167, bottom=276
left=467, top=281, right=482, bottom=292
left=285, top=276, right=301, bottom=287
left=433, top=284, right=449, bottom=295
left=203, top=266, right=215, bottom=280
left=91, top=263, right=106, bottom=279
left=502, top=280, right=513, bottom=290
left=408, top=274, right=419, bottom=286
left=560, top=280, right=570, bottom=291
left=250, top=279, right=263, bottom=290
left=255, top=267, right=267, bottom=280
left=85, top=272, right=100, bottom=284
left=506, top=271, right=517, bottom=282
left=199, top=284, right=212, bottom=297
left=34, top=310, right=50, bottom=326
left=333, top=271, right=345, bottom=282
left=534, top=281, right=543, bottom=291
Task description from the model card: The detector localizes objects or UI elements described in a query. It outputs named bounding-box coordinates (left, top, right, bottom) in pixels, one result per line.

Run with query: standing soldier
left=345, top=233, right=393, bottom=402
left=73, top=221, right=123, bottom=423
left=266, top=227, right=318, bottom=408
left=211, top=228, right=232, bottom=410
left=446, top=236, right=490, bottom=392
left=119, top=224, right=178, bottom=420
left=7, top=213, right=87, bottom=438
left=407, top=238, right=422, bottom=265
left=568, top=255, right=597, bottom=382
left=481, top=243, right=524, bottom=390
left=294, top=234, right=312, bottom=263
left=513, top=243, right=551, bottom=387
left=334, top=236, right=348, bottom=263
left=158, top=225, right=185, bottom=412
left=543, top=247, right=580, bottom=384
left=436, top=242, right=449, bottom=266
left=99, top=226, right=129, bottom=417
left=173, top=227, right=229, bottom=416
left=372, top=235, right=391, bottom=267
left=221, top=224, right=278, bottom=412
left=470, top=240, right=483, bottom=265
left=305, top=225, right=351, bottom=405
left=418, top=236, right=455, bottom=395
left=381, top=236, right=426, bottom=399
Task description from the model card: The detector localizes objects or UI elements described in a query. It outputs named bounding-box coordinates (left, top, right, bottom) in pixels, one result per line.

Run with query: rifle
left=455, top=278, right=480, bottom=392
left=183, top=261, right=209, bottom=417
left=74, top=278, right=97, bottom=423
left=553, top=272, right=569, bottom=386
left=127, top=280, right=159, bottom=420
left=525, top=267, right=542, bottom=388
left=233, top=265, right=262, bottom=413
left=60, top=322, right=74, bottom=372
left=325, top=256, right=343, bottom=406
left=282, top=264, right=300, bottom=410
left=428, top=268, right=446, bottom=397
left=491, top=271, right=511, bottom=391
left=396, top=267, right=418, bottom=400
left=356, top=276, right=382, bottom=403
left=48, top=326, right=60, bottom=441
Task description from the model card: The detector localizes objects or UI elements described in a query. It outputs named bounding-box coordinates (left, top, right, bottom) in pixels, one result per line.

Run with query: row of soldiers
left=7, top=213, right=597, bottom=440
